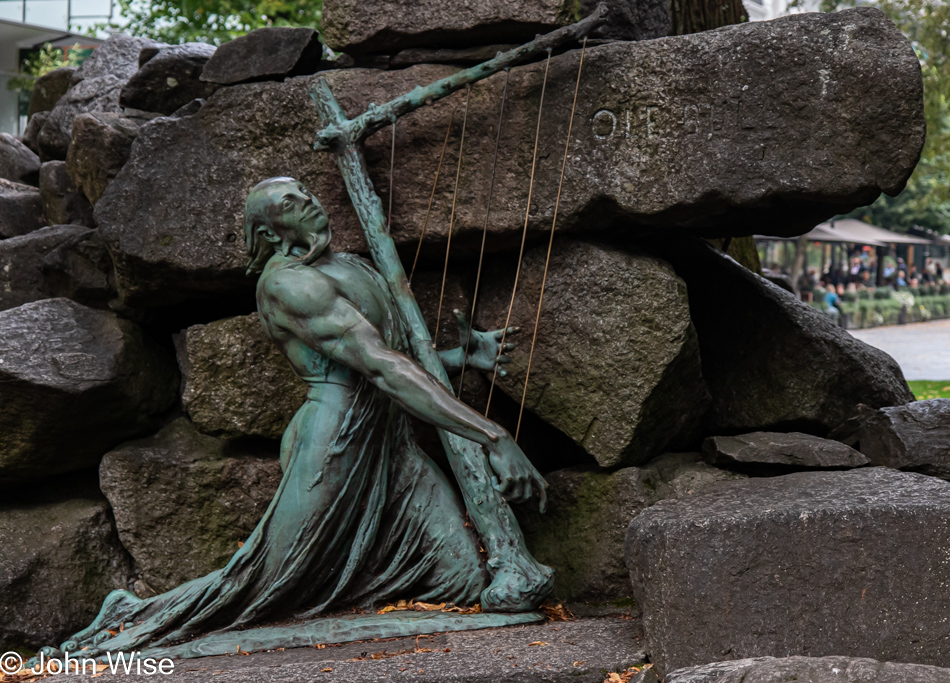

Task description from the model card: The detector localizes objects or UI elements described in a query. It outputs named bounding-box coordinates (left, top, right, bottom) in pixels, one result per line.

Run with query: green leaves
left=5, top=43, right=85, bottom=95
left=94, top=0, right=323, bottom=45
left=837, top=0, right=950, bottom=232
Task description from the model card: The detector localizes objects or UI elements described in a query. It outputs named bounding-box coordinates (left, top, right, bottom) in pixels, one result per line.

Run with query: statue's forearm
left=370, top=352, right=505, bottom=446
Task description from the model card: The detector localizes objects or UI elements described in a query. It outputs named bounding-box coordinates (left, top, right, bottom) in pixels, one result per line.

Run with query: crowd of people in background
left=778, top=256, right=947, bottom=301
left=766, top=253, right=950, bottom=324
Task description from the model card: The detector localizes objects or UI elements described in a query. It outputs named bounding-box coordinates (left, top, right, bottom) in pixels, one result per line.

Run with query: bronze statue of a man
left=41, top=177, right=549, bottom=660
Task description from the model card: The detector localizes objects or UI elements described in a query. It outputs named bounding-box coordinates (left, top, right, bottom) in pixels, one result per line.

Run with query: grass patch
left=909, top=380, right=950, bottom=400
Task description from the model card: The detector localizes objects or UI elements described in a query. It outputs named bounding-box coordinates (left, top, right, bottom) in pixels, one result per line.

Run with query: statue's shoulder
left=259, top=257, right=338, bottom=312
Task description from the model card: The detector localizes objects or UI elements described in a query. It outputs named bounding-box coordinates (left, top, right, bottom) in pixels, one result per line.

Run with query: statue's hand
left=454, top=309, right=519, bottom=375
left=487, top=436, right=548, bottom=513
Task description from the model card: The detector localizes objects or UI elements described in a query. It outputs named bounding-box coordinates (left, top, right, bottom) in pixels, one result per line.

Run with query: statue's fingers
left=454, top=309, right=469, bottom=335
left=535, top=478, right=548, bottom=514
left=495, top=354, right=512, bottom=365
left=498, top=368, right=508, bottom=378
left=490, top=474, right=503, bottom=492
left=507, top=326, right=521, bottom=337
left=507, top=479, right=527, bottom=503
left=503, top=342, right=516, bottom=352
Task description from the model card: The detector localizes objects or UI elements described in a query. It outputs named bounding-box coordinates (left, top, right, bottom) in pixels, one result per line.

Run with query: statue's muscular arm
left=261, top=267, right=546, bottom=505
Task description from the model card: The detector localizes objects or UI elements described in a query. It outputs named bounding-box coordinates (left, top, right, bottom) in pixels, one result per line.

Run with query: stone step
left=625, top=468, right=950, bottom=677
left=44, top=617, right=645, bottom=682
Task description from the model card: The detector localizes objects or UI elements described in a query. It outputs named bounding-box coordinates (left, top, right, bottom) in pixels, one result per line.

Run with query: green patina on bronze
left=31, top=10, right=606, bottom=663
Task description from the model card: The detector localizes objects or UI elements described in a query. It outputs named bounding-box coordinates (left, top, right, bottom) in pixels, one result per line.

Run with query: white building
left=0, top=0, right=110, bottom=136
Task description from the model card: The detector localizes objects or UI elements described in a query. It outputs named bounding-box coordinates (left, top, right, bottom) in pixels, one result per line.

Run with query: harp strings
left=484, top=48, right=553, bottom=417
left=433, top=85, right=472, bottom=345
left=515, top=38, right=588, bottom=441
left=458, top=69, right=511, bottom=399
left=409, top=108, right=456, bottom=284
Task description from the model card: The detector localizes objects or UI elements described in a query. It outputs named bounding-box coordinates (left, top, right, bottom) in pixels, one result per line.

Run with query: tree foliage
left=95, top=0, right=323, bottom=45
left=835, top=0, right=950, bottom=233
left=5, top=43, right=84, bottom=95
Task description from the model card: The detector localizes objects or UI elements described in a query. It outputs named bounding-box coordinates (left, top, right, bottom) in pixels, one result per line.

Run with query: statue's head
left=244, top=177, right=330, bottom=275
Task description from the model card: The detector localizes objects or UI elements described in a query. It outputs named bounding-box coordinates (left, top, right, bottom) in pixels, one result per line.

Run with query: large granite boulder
left=66, top=113, right=142, bottom=206
left=0, top=132, right=41, bottom=185
left=666, top=657, right=950, bottom=683
left=516, top=453, right=744, bottom=604
left=100, top=418, right=282, bottom=593
left=476, top=240, right=708, bottom=467
left=0, top=483, right=132, bottom=651
left=830, top=399, right=950, bottom=479
left=120, top=42, right=218, bottom=114
left=37, top=34, right=160, bottom=160
left=625, top=468, right=950, bottom=676
left=39, top=160, right=95, bottom=226
left=0, top=177, right=45, bottom=237
left=27, top=66, right=77, bottom=118
left=0, top=298, right=179, bottom=485
left=96, top=9, right=922, bottom=307
left=322, top=0, right=663, bottom=55
left=176, top=313, right=306, bottom=440
left=40, top=227, right=116, bottom=308
left=0, top=224, right=90, bottom=312
left=650, top=239, right=914, bottom=435
left=200, top=27, right=324, bottom=85
left=703, top=431, right=869, bottom=470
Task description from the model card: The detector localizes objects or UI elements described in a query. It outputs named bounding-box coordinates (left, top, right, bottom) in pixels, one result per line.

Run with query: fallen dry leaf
left=603, top=666, right=644, bottom=683
left=321, top=667, right=333, bottom=672
left=540, top=602, right=574, bottom=622
left=528, top=641, right=549, bottom=647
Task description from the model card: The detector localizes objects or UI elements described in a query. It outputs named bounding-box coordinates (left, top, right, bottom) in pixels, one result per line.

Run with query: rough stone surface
left=0, top=224, right=90, bottom=312
left=37, top=34, right=160, bottom=160
left=0, top=484, right=132, bottom=651
left=121, top=42, right=219, bottom=114
left=516, top=453, right=744, bottom=604
left=322, top=0, right=662, bottom=54
left=200, top=27, right=324, bottom=85
left=666, top=659, right=777, bottom=683
left=21, top=110, right=48, bottom=154
left=0, top=132, right=41, bottom=185
left=650, top=239, right=914, bottom=435
left=830, top=399, right=950, bottom=479
left=96, top=9, right=922, bottom=306
left=703, top=431, right=869, bottom=469
left=0, top=298, right=179, bottom=485
left=477, top=240, right=708, bottom=467
left=100, top=418, right=281, bottom=593
left=625, top=468, right=950, bottom=676
left=176, top=313, right=306, bottom=440
left=0, top=177, right=45, bottom=237
left=27, top=66, right=77, bottom=118
left=66, top=112, right=142, bottom=206
left=391, top=44, right=519, bottom=67
left=40, top=160, right=95, bottom=226
left=56, top=617, right=645, bottom=682
left=40, top=227, right=116, bottom=308
left=666, top=657, right=950, bottom=683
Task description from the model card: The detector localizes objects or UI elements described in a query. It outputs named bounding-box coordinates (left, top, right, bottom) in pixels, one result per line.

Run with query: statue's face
left=268, top=180, right=330, bottom=253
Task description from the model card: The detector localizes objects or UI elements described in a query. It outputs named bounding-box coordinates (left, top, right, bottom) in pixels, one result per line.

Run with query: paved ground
left=849, top=319, right=950, bottom=381
left=47, top=617, right=645, bottom=682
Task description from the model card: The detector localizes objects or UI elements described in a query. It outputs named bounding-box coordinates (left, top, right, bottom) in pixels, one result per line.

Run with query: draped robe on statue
left=55, top=253, right=489, bottom=658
